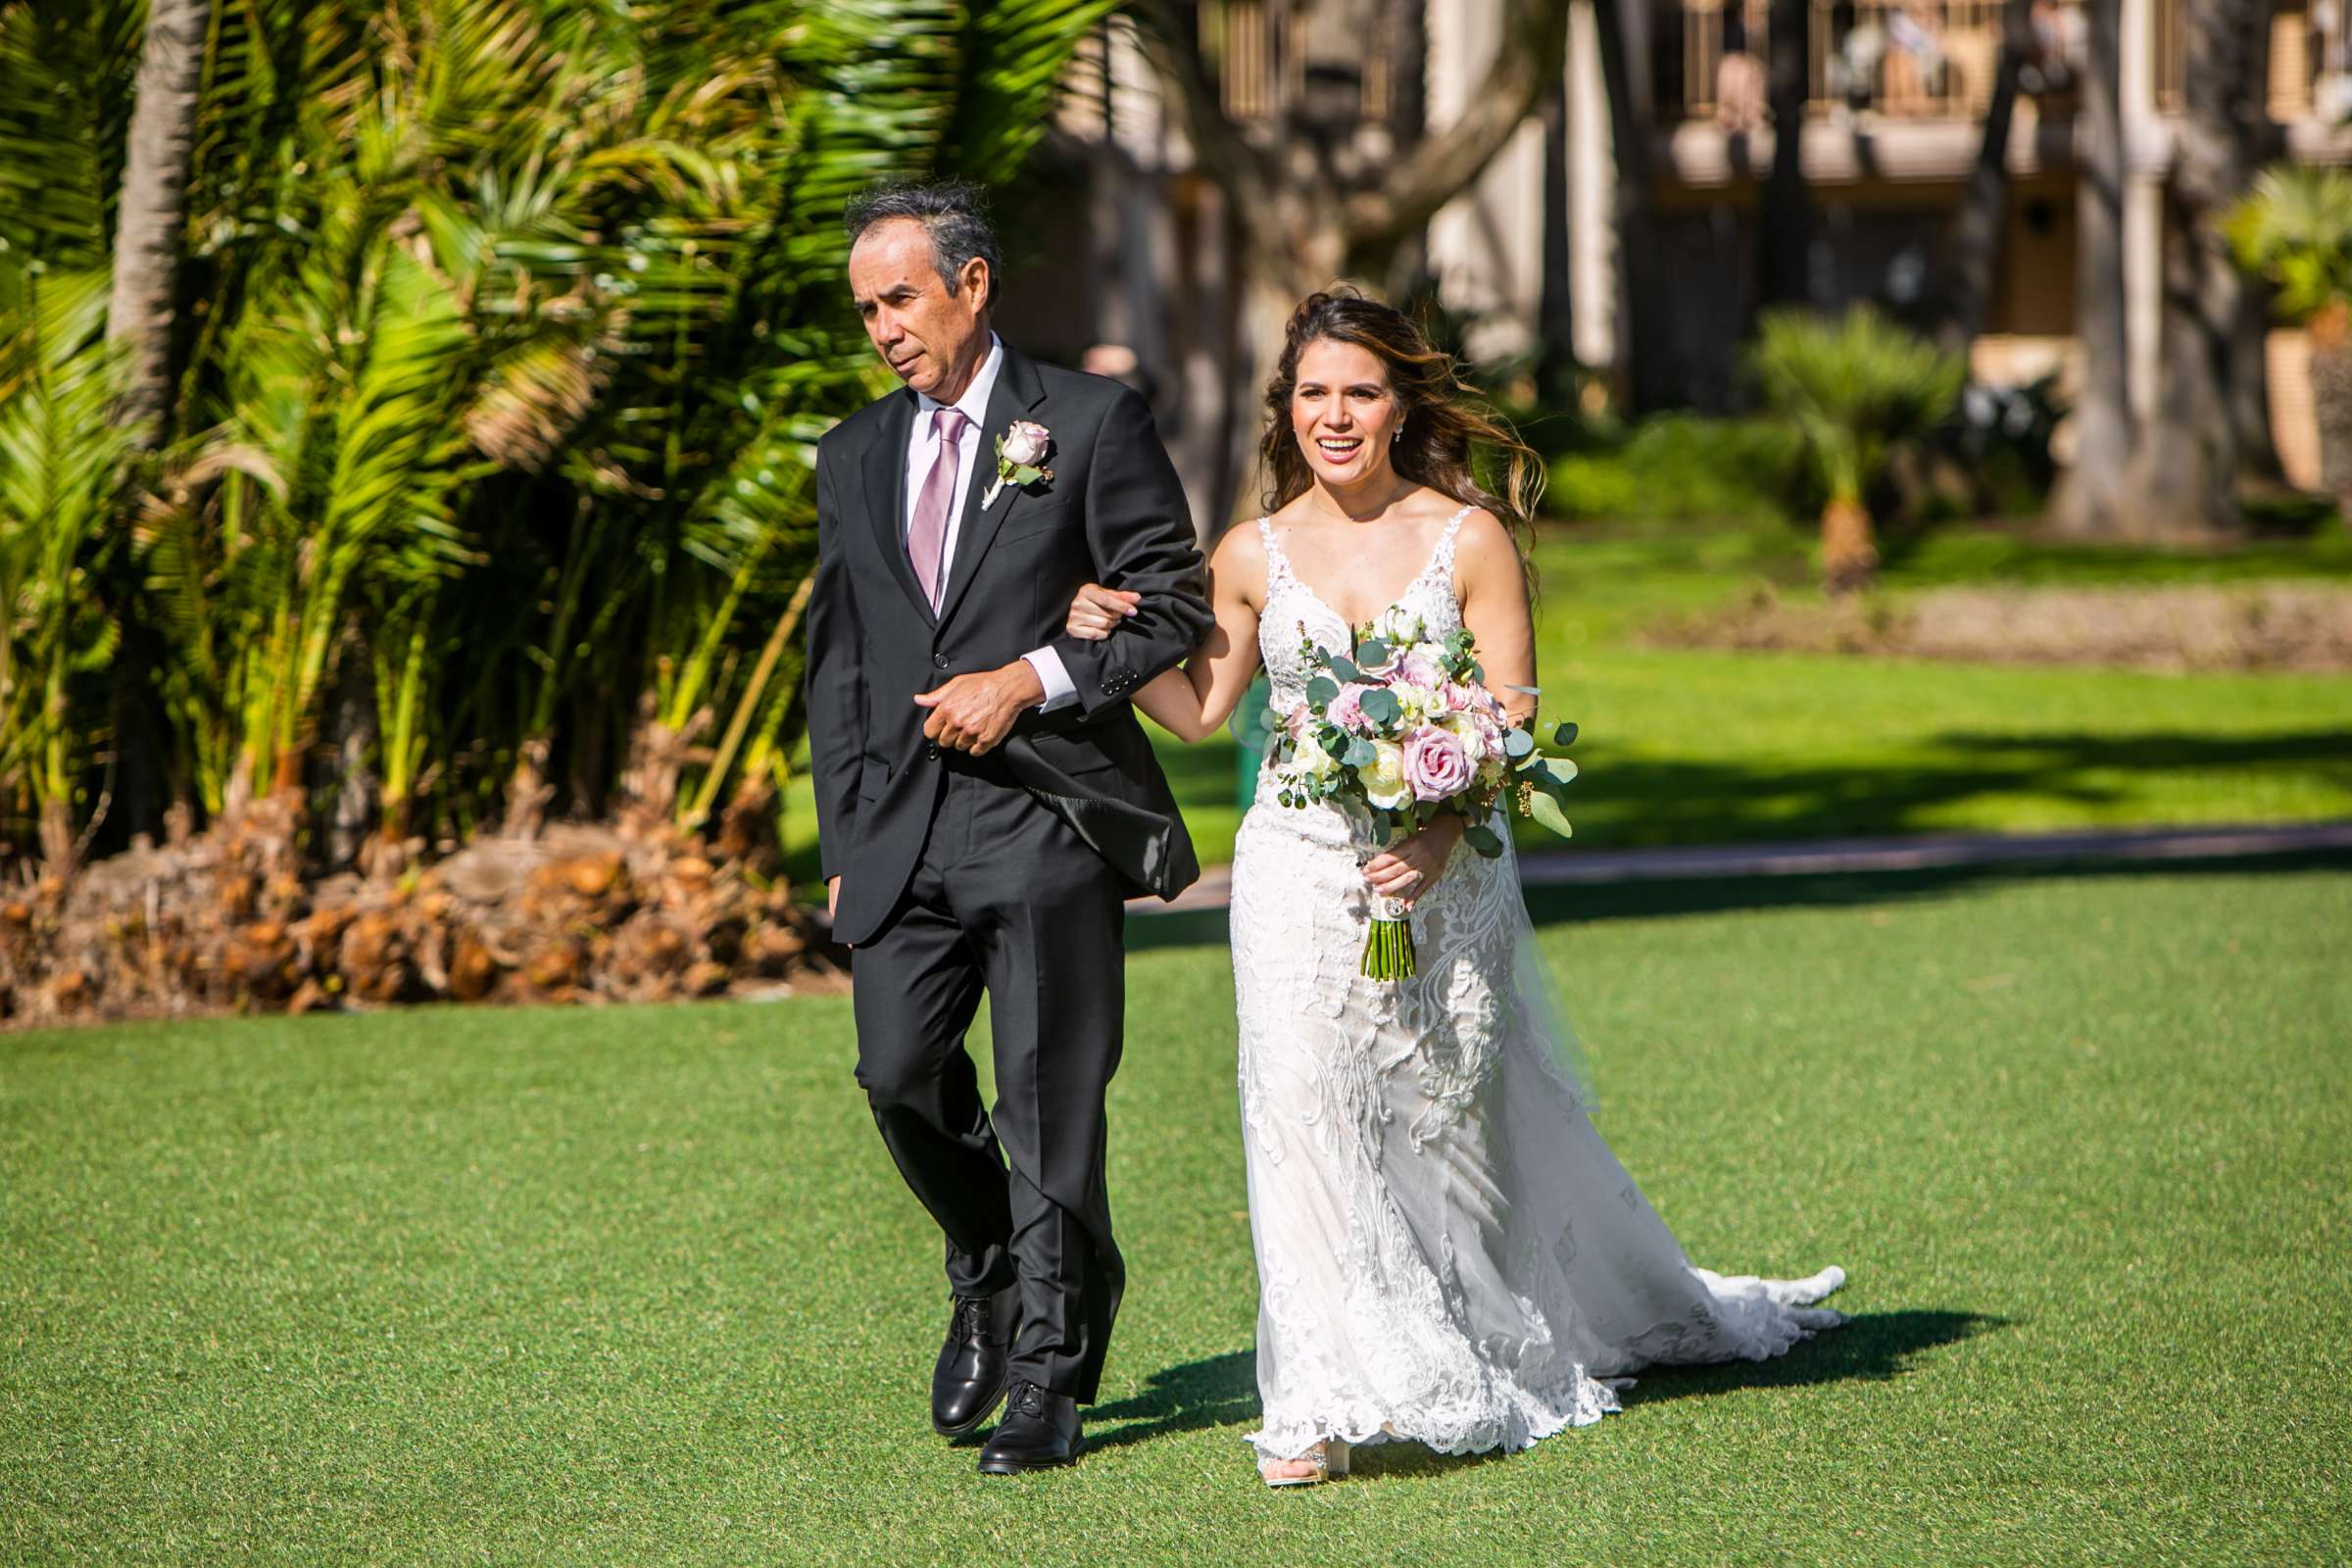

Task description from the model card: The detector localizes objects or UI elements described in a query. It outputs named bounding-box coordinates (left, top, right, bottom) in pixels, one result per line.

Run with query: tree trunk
left=2233, top=271, right=2282, bottom=481
left=1536, top=77, right=1575, bottom=396
left=2118, top=0, right=2266, bottom=538
left=1758, top=0, right=1811, bottom=310
left=106, top=0, right=210, bottom=443
left=323, top=630, right=377, bottom=873
left=2051, top=0, right=2132, bottom=535
left=2231, top=9, right=2284, bottom=481
left=1591, top=0, right=1672, bottom=410
left=1820, top=497, right=1878, bottom=593
left=1934, top=0, right=2035, bottom=354
left=2309, top=303, right=2352, bottom=514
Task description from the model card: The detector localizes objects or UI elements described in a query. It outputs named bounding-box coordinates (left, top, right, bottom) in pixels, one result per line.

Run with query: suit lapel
left=935, top=344, right=1048, bottom=632
left=860, top=391, right=934, bottom=624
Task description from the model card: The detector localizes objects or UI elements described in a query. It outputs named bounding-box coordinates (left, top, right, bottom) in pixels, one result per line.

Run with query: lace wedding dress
left=1229, top=509, right=1846, bottom=1464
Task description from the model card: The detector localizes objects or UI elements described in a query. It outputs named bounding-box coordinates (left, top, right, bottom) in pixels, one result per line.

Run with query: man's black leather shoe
left=932, top=1288, right=1015, bottom=1438
left=976, top=1379, right=1080, bottom=1473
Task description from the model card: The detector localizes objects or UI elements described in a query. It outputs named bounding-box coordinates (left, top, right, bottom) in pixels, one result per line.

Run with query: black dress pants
left=849, top=760, right=1128, bottom=1403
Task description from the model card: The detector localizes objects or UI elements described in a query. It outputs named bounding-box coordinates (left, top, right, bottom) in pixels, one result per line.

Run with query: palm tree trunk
left=1934, top=0, right=2034, bottom=354
left=2051, top=0, right=2132, bottom=535
left=1758, top=0, right=1811, bottom=310
left=1820, top=496, right=1877, bottom=593
left=106, top=0, right=210, bottom=442
left=2119, top=0, right=2266, bottom=538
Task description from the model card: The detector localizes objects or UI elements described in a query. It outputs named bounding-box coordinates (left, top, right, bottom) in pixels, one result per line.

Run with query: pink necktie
left=907, top=406, right=968, bottom=610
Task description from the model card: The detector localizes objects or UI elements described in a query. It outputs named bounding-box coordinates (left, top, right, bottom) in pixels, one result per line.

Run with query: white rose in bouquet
left=1363, top=740, right=1412, bottom=809
left=1297, top=736, right=1341, bottom=779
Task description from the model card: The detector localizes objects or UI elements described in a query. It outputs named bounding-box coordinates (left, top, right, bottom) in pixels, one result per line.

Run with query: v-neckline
left=1263, top=507, right=1469, bottom=632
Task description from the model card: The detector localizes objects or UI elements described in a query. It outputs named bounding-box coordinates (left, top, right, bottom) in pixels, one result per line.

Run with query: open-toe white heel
left=1258, top=1437, right=1348, bottom=1488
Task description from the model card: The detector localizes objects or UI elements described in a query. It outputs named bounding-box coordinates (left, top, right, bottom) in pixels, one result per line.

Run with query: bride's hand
left=1066, top=582, right=1141, bottom=640
left=1363, top=815, right=1465, bottom=907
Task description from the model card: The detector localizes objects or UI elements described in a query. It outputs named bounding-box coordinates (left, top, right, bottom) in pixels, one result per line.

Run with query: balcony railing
left=1200, top=0, right=1396, bottom=125
left=1655, top=0, right=2352, bottom=129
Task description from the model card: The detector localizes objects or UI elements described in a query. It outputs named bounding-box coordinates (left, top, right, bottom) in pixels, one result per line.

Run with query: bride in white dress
left=1064, top=291, right=1846, bottom=1487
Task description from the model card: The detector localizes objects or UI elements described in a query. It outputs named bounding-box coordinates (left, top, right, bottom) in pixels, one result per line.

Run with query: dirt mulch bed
left=0, top=801, right=840, bottom=1032
left=1646, top=583, right=2352, bottom=672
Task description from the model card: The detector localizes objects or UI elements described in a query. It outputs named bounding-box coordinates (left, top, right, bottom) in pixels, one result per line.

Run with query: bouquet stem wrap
left=1362, top=896, right=1418, bottom=980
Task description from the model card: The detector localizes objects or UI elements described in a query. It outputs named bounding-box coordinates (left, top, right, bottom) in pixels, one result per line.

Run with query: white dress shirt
left=906, top=334, right=1076, bottom=710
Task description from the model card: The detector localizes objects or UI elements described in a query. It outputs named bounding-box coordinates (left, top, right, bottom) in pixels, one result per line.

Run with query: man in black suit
left=803, top=182, right=1209, bottom=1474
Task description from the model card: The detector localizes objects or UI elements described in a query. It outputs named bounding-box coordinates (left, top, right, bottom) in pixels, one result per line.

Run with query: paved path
left=1127, top=820, right=2352, bottom=915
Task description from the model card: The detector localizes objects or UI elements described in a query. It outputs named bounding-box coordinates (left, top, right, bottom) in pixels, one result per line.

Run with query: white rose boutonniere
left=983, top=419, right=1054, bottom=507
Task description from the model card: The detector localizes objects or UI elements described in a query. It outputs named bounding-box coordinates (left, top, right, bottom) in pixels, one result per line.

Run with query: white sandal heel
left=1258, top=1437, right=1350, bottom=1488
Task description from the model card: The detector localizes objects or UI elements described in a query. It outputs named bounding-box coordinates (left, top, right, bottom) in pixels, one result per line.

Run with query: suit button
left=926, top=742, right=941, bottom=760
left=933, top=653, right=949, bottom=668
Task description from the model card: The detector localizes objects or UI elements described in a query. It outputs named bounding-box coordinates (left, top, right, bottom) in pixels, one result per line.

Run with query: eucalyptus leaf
left=1523, top=788, right=1574, bottom=839
left=1356, top=638, right=1389, bottom=666
left=1305, top=675, right=1339, bottom=707
left=1328, top=655, right=1360, bottom=684
left=1321, top=727, right=1351, bottom=760
left=1553, top=721, right=1579, bottom=748
left=1359, top=687, right=1400, bottom=726
left=1503, top=726, right=1535, bottom=759
left=1343, top=735, right=1377, bottom=767
left=1462, top=822, right=1504, bottom=858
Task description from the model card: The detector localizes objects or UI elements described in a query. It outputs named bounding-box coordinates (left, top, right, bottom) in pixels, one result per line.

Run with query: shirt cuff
left=1022, top=647, right=1078, bottom=711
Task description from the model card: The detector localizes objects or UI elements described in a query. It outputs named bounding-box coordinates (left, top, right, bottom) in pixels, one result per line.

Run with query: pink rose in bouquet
left=1403, top=724, right=1475, bottom=803
left=1325, top=682, right=1378, bottom=735
left=1397, top=646, right=1446, bottom=691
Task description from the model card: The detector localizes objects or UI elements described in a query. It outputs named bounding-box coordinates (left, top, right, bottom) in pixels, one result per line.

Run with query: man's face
left=848, top=219, right=990, bottom=400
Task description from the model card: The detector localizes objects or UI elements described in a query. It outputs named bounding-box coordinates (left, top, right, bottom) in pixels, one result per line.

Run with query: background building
left=1009, top=1, right=2351, bottom=523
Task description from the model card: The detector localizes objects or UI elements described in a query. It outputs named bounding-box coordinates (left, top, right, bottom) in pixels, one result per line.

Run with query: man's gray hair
left=844, top=180, right=1003, bottom=307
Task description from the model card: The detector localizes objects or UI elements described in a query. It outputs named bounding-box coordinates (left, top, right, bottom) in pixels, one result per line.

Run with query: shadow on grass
left=1563, top=729, right=2352, bottom=853
left=1518, top=846, right=2352, bottom=928
left=1084, top=1310, right=1999, bottom=1466
left=1616, top=1308, right=2004, bottom=1410
left=1085, top=1348, right=1259, bottom=1452
left=1143, top=727, right=2352, bottom=860
left=1129, top=849, right=2352, bottom=955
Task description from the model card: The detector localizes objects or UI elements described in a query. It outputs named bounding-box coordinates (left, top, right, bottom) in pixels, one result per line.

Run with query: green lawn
left=5, top=859, right=2348, bottom=1563
left=778, top=522, right=2352, bottom=882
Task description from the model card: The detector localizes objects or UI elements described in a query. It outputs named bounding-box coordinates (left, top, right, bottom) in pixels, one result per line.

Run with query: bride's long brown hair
left=1258, top=288, right=1544, bottom=589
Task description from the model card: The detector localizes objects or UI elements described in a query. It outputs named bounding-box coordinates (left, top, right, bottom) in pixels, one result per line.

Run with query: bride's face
left=1291, top=338, right=1400, bottom=489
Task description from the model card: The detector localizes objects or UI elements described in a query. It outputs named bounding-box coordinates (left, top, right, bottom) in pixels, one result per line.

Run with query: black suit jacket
left=805, top=344, right=1212, bottom=948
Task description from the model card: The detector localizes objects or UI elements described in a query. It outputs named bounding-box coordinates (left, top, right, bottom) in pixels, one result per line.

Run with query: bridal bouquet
left=1267, top=609, right=1578, bottom=980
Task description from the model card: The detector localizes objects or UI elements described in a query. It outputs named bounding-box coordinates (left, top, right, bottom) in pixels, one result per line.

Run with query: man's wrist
left=1002, top=659, right=1047, bottom=707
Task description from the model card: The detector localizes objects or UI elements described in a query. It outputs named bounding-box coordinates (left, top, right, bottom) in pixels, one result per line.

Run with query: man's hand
left=826, top=876, right=841, bottom=921
left=912, top=661, right=1045, bottom=755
